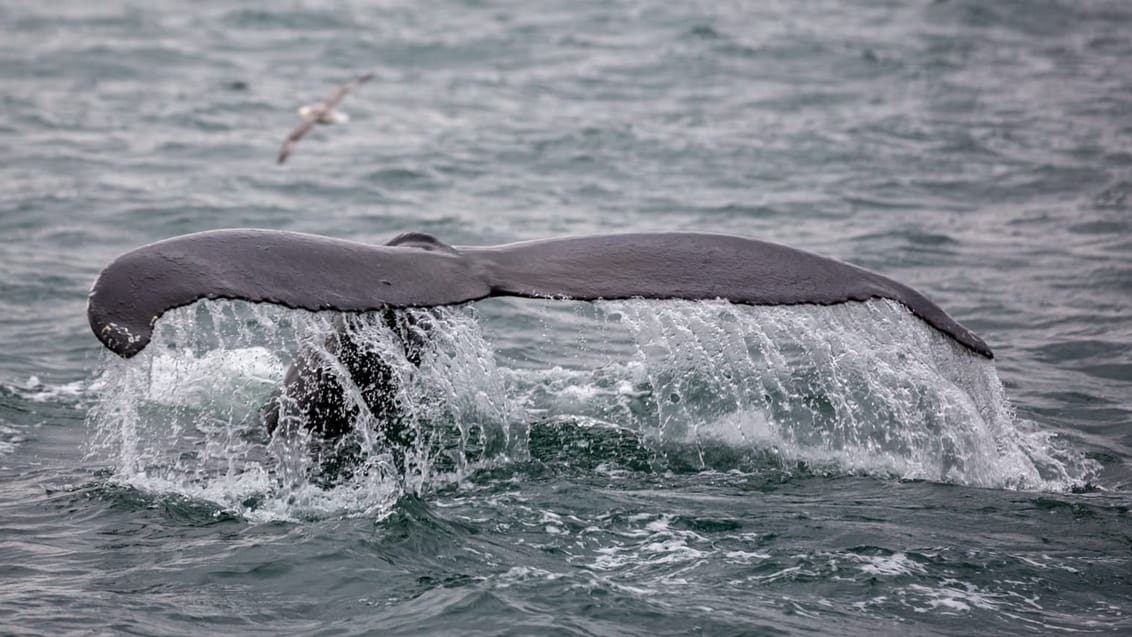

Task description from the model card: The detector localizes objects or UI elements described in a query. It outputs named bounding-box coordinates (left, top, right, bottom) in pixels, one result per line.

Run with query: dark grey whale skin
left=87, top=228, right=993, bottom=360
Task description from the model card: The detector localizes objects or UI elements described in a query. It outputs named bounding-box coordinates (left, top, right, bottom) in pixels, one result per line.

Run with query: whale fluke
left=87, top=229, right=993, bottom=359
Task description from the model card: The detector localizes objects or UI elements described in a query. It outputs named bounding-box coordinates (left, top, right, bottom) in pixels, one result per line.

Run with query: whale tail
left=87, top=229, right=992, bottom=359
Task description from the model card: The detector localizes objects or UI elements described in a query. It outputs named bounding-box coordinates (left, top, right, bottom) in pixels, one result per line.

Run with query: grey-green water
left=2, top=1, right=1130, bottom=635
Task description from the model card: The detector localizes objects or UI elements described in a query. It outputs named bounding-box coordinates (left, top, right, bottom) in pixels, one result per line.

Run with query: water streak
left=601, top=300, right=1097, bottom=490
left=86, top=301, right=521, bottom=521
left=85, top=298, right=1097, bottom=520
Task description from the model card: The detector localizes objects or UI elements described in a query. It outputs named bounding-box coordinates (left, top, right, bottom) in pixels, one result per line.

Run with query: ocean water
left=2, top=0, right=1130, bottom=635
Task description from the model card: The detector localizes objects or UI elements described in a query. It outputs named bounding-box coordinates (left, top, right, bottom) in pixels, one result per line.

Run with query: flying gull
left=277, top=73, right=373, bottom=164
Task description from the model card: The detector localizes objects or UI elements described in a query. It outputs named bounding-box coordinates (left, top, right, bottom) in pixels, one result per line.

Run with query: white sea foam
left=588, top=513, right=713, bottom=573
left=901, top=580, right=1003, bottom=614
left=0, top=423, right=24, bottom=457
left=849, top=552, right=926, bottom=577
left=18, top=376, right=92, bottom=403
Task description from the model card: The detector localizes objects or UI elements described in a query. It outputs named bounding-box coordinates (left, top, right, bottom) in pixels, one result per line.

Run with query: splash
left=593, top=299, right=1097, bottom=490
left=85, top=301, right=522, bottom=521
left=85, top=298, right=1097, bottom=519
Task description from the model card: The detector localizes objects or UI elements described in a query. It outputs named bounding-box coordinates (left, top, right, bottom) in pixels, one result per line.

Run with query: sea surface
left=1, top=1, right=1130, bottom=635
